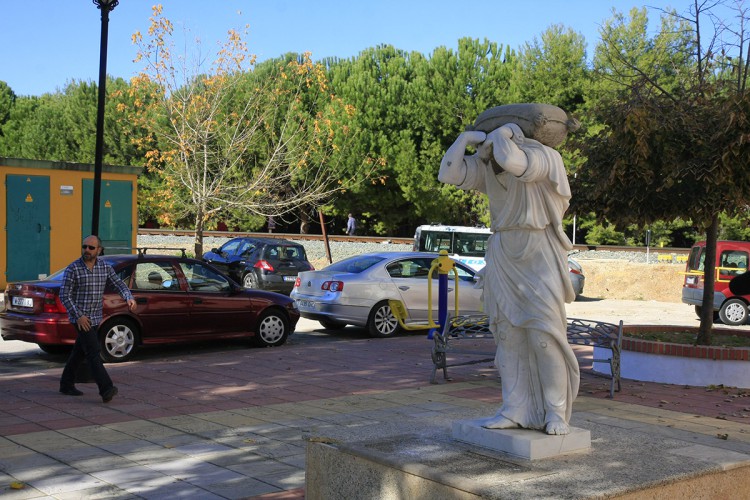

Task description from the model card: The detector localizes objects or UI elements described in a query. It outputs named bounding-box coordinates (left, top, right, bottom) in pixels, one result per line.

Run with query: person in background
left=59, top=235, right=136, bottom=402
left=347, top=213, right=357, bottom=236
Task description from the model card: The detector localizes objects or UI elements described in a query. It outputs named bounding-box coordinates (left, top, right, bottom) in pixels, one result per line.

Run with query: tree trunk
left=319, top=210, right=333, bottom=264
left=696, top=213, right=719, bottom=345
left=194, top=211, right=205, bottom=258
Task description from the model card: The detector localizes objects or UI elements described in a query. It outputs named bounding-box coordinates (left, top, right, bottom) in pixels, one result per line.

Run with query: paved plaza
left=1, top=305, right=749, bottom=499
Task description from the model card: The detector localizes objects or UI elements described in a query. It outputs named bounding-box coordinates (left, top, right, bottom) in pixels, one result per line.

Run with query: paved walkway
left=1, top=314, right=749, bottom=499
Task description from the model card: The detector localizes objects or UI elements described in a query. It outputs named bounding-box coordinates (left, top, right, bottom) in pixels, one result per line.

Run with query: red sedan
left=0, top=253, right=300, bottom=362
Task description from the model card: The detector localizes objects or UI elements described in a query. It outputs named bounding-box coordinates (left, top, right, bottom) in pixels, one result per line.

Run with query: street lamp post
left=91, top=0, right=118, bottom=237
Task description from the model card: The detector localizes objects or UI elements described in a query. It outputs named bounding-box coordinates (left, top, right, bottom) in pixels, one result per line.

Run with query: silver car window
left=386, top=258, right=475, bottom=281
left=326, top=255, right=385, bottom=273
left=387, top=258, right=432, bottom=279
left=453, top=263, right=476, bottom=281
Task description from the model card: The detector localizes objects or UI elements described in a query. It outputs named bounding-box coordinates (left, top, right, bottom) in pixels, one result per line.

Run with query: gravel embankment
left=568, top=249, right=667, bottom=264
left=137, top=234, right=661, bottom=264
left=138, top=234, right=413, bottom=263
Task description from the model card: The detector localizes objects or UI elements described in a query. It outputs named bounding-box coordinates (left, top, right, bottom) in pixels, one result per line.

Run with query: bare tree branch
left=129, top=6, right=370, bottom=255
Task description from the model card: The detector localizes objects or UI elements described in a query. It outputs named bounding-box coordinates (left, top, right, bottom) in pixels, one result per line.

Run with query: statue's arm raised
left=438, top=131, right=487, bottom=186
left=487, top=124, right=528, bottom=176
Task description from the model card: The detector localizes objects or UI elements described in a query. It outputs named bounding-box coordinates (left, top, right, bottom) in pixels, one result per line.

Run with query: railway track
left=137, top=228, right=691, bottom=255
left=138, top=228, right=415, bottom=245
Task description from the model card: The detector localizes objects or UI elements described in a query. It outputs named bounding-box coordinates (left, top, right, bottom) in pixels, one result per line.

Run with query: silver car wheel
left=719, top=298, right=748, bottom=326
left=368, top=301, right=400, bottom=338
left=243, top=272, right=259, bottom=289
left=101, top=320, right=137, bottom=362
left=255, top=310, right=289, bottom=347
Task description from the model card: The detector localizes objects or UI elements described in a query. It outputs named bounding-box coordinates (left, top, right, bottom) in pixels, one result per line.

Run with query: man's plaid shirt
left=60, top=257, right=133, bottom=327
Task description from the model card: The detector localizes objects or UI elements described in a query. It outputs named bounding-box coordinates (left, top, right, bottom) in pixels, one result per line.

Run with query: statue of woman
left=439, top=116, right=578, bottom=435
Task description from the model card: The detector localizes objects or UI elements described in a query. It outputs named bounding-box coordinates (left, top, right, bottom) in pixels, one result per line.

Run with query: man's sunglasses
left=82, top=245, right=98, bottom=250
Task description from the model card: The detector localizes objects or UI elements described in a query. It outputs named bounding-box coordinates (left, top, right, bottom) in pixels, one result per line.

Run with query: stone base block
left=305, top=434, right=550, bottom=500
left=452, top=418, right=591, bottom=460
left=305, top=427, right=750, bottom=500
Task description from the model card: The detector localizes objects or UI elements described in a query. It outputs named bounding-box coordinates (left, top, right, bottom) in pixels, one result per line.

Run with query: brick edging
left=621, top=326, right=750, bottom=361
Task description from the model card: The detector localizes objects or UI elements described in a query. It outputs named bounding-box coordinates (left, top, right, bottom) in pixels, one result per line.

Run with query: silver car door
left=387, top=257, right=440, bottom=323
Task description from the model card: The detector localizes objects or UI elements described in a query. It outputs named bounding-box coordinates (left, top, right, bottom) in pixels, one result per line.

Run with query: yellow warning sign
left=105, top=200, right=112, bottom=208
left=25, top=194, right=33, bottom=202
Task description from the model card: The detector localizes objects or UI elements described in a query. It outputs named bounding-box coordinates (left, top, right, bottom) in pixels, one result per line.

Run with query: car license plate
left=12, top=296, right=33, bottom=308
left=296, top=299, right=316, bottom=309
left=283, top=276, right=297, bottom=282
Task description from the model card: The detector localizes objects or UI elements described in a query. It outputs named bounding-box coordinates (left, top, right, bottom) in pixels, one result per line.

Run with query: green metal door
left=6, top=174, right=51, bottom=282
left=82, top=179, right=133, bottom=254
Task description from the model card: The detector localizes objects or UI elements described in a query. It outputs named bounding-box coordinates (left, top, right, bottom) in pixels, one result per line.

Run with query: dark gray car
left=203, top=237, right=313, bottom=294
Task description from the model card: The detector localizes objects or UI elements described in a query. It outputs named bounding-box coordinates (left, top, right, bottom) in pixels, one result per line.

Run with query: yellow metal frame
left=389, top=250, right=460, bottom=331
left=681, top=267, right=747, bottom=283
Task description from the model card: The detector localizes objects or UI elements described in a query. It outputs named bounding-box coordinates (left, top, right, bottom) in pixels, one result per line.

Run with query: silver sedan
left=290, top=252, right=483, bottom=337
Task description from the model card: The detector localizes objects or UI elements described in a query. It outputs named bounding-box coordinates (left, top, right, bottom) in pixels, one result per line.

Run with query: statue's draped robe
left=458, top=138, right=579, bottom=429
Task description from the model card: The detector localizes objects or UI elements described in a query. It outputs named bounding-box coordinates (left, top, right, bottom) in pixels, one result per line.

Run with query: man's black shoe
left=102, top=386, right=118, bottom=403
left=59, top=387, right=84, bottom=396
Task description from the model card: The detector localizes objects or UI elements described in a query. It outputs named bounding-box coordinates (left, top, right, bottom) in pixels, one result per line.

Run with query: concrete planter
left=613, top=326, right=750, bottom=389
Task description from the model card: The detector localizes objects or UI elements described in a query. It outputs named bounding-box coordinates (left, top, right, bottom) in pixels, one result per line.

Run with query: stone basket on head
left=467, top=103, right=580, bottom=148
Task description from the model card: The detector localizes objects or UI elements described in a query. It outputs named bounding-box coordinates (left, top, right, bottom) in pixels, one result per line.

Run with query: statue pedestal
left=452, top=419, right=591, bottom=460
left=305, top=417, right=750, bottom=500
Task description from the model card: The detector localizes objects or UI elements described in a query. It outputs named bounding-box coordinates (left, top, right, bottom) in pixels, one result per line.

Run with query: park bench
left=430, top=314, right=623, bottom=398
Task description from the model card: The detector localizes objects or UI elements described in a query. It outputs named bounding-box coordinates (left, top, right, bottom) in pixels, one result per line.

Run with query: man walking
left=346, top=213, right=357, bottom=236
left=59, top=235, right=136, bottom=402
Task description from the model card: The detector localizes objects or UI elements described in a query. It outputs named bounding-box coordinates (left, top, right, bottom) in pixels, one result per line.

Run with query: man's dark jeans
left=60, top=325, right=113, bottom=396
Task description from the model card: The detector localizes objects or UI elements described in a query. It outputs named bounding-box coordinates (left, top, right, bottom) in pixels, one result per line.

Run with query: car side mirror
left=211, top=248, right=219, bottom=254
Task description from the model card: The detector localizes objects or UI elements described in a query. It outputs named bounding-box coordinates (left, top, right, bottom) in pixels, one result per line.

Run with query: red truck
left=682, top=240, right=750, bottom=325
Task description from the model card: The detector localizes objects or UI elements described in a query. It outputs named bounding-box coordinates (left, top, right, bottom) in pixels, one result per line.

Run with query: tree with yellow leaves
left=129, top=5, right=363, bottom=255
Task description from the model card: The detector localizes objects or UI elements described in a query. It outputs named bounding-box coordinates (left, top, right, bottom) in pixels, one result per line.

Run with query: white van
left=413, top=225, right=490, bottom=271
left=413, top=224, right=585, bottom=297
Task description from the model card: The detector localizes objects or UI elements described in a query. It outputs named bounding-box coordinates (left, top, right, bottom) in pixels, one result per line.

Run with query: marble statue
left=438, top=104, right=580, bottom=435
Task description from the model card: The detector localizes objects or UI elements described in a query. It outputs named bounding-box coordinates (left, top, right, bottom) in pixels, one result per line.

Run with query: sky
left=2, top=0, right=684, bottom=97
